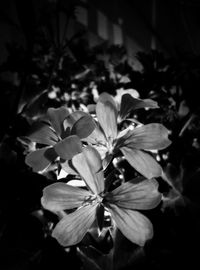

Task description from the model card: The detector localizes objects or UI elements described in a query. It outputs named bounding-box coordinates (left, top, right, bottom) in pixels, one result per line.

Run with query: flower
left=41, top=146, right=161, bottom=247
left=25, top=107, right=95, bottom=172
left=84, top=92, right=171, bottom=178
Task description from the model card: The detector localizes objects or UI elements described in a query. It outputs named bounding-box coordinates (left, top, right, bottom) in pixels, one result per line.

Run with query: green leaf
left=41, top=182, right=91, bottom=212
left=96, top=93, right=118, bottom=141
left=72, top=146, right=104, bottom=194
left=120, top=147, right=162, bottom=178
left=52, top=203, right=98, bottom=246
left=28, top=122, right=59, bottom=145
left=108, top=204, right=153, bottom=246
left=120, top=94, right=159, bottom=120
left=71, top=115, right=96, bottom=139
left=54, top=135, right=82, bottom=160
left=25, top=147, right=57, bottom=172
left=47, top=107, right=70, bottom=137
left=121, top=123, right=171, bottom=150
left=106, top=178, right=161, bottom=210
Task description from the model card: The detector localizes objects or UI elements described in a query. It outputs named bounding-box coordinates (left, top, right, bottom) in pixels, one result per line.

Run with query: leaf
left=96, top=93, right=118, bottom=141
left=71, top=115, right=96, bottom=139
left=41, top=182, right=91, bottom=212
left=47, top=107, right=70, bottom=137
left=78, top=246, right=113, bottom=270
left=108, top=204, right=153, bottom=246
left=52, top=203, right=98, bottom=246
left=27, top=122, right=59, bottom=145
left=106, top=178, right=161, bottom=210
left=120, top=94, right=159, bottom=120
left=120, top=147, right=162, bottom=179
left=25, top=147, right=57, bottom=172
left=121, top=123, right=171, bottom=150
left=54, top=135, right=82, bottom=160
left=72, top=146, right=104, bottom=194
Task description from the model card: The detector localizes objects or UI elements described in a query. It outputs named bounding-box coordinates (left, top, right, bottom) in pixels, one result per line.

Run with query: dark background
left=1, top=1, right=200, bottom=269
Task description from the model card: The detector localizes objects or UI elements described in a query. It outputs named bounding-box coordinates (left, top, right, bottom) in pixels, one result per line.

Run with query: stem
left=179, top=113, right=196, bottom=137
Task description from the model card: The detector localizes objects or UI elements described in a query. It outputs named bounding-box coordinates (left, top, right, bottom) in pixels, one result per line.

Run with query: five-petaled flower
left=41, top=146, right=161, bottom=247
left=25, top=107, right=95, bottom=172
left=83, top=92, right=171, bottom=179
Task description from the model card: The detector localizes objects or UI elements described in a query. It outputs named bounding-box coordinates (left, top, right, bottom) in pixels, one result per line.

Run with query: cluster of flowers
left=25, top=92, right=171, bottom=247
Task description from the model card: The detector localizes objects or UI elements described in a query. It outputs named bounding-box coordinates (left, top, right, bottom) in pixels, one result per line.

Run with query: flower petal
left=106, top=177, right=161, bottom=210
left=72, top=146, right=104, bottom=194
left=83, top=123, right=107, bottom=145
left=96, top=93, right=118, bottom=141
left=28, top=122, right=58, bottom=146
left=41, top=182, right=91, bottom=211
left=54, top=135, right=82, bottom=160
left=52, top=204, right=98, bottom=246
left=120, top=94, right=159, bottom=120
left=61, top=159, right=78, bottom=175
left=71, top=114, right=96, bottom=139
left=25, top=147, right=57, bottom=172
left=108, top=204, right=153, bottom=246
left=47, top=107, right=70, bottom=137
left=121, top=147, right=162, bottom=178
left=121, top=123, right=171, bottom=150
left=63, top=111, right=89, bottom=130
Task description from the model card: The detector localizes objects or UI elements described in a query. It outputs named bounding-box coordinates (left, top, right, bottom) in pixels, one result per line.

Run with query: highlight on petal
left=54, top=135, right=82, bottom=160
left=25, top=147, right=57, bottom=172
left=52, top=203, right=98, bottom=246
left=27, top=122, right=59, bottom=146
left=71, top=114, right=96, bottom=139
left=108, top=204, right=153, bottom=246
left=47, top=107, right=70, bottom=137
left=106, top=177, right=161, bottom=210
left=121, top=147, right=162, bottom=179
left=96, top=93, right=118, bottom=141
left=72, top=146, right=104, bottom=194
left=41, top=182, right=91, bottom=212
left=120, top=94, right=159, bottom=120
left=122, top=123, right=171, bottom=150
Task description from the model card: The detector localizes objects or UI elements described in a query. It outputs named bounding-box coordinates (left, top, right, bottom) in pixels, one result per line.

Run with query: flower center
left=106, top=138, right=114, bottom=154
left=82, top=194, right=103, bottom=206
